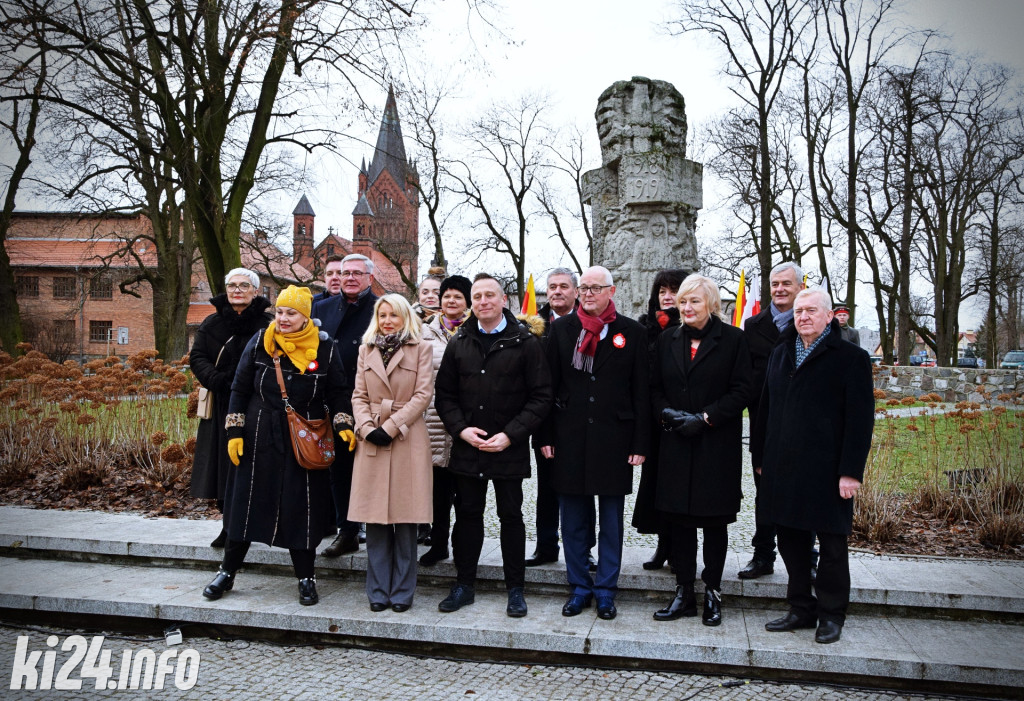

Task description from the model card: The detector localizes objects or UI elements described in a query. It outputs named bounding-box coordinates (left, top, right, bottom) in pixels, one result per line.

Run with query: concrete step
left=1, top=506, right=1021, bottom=622
left=1, top=555, right=1022, bottom=698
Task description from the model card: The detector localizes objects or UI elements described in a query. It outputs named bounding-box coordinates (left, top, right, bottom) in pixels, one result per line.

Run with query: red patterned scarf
left=572, top=299, right=617, bottom=372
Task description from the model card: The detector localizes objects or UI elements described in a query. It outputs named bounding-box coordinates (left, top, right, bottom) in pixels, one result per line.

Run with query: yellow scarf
left=263, top=320, right=320, bottom=374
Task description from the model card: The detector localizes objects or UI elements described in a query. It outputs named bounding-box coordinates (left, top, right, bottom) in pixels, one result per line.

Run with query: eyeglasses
left=340, top=271, right=367, bottom=278
left=578, top=284, right=612, bottom=295
left=226, top=283, right=252, bottom=291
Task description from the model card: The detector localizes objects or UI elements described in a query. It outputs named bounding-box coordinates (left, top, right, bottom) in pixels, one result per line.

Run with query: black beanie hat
left=439, top=275, right=472, bottom=304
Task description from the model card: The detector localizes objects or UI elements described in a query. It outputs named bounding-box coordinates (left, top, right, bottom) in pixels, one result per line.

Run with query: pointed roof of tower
left=366, top=85, right=408, bottom=188
left=352, top=194, right=374, bottom=217
left=292, top=194, right=316, bottom=216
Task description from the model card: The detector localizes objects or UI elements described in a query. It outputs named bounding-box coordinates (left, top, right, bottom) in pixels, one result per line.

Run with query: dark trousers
left=777, top=525, right=850, bottom=626
left=667, top=523, right=728, bottom=591
left=428, top=465, right=455, bottom=549
left=533, top=446, right=561, bottom=557
left=559, top=493, right=624, bottom=600
left=222, top=539, right=316, bottom=579
left=451, top=475, right=525, bottom=589
left=365, top=523, right=418, bottom=606
left=328, top=451, right=359, bottom=537
left=750, top=467, right=777, bottom=563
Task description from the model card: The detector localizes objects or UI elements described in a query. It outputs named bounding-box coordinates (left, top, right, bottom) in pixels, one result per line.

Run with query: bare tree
left=537, top=124, right=593, bottom=272
left=669, top=0, right=810, bottom=303
left=451, top=95, right=550, bottom=297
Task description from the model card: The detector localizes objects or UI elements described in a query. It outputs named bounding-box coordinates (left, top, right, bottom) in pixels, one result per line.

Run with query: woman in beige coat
left=349, top=294, right=434, bottom=612
left=418, top=275, right=472, bottom=567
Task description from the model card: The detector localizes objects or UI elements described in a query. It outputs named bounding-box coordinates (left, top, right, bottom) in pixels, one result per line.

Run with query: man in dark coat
left=434, top=274, right=553, bottom=618
left=526, top=267, right=586, bottom=567
left=312, top=253, right=379, bottom=556
left=540, top=266, right=650, bottom=621
left=740, top=261, right=804, bottom=579
left=752, top=288, right=874, bottom=644
left=312, top=255, right=344, bottom=304
left=834, top=304, right=862, bottom=346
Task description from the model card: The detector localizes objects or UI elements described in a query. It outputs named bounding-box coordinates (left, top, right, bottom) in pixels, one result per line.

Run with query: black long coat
left=650, top=316, right=753, bottom=522
left=751, top=321, right=874, bottom=535
left=224, top=332, right=352, bottom=551
left=435, top=309, right=552, bottom=480
left=542, top=312, right=650, bottom=496
left=743, top=307, right=782, bottom=428
left=189, top=295, right=272, bottom=501
left=312, top=290, right=379, bottom=391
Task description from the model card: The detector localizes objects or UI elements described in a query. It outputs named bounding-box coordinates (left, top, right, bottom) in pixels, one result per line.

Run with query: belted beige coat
left=348, top=338, right=434, bottom=525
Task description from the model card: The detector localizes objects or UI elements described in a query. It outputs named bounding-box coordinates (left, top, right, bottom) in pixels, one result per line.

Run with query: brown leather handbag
left=272, top=352, right=335, bottom=470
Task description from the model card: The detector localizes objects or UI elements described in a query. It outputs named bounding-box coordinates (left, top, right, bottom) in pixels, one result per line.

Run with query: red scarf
left=573, top=299, right=617, bottom=372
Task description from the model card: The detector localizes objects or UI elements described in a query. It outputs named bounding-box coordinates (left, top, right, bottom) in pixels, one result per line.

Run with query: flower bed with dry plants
left=0, top=345, right=210, bottom=519
left=852, top=391, right=1024, bottom=560
left=1, top=346, right=1022, bottom=561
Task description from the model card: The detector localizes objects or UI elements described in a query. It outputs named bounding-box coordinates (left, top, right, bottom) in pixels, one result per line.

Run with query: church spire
left=366, top=85, right=408, bottom=188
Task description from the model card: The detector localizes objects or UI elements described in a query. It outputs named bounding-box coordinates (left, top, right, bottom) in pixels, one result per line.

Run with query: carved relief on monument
left=584, top=77, right=703, bottom=317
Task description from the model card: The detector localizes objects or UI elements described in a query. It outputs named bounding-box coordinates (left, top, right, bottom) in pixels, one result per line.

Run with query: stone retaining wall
left=874, top=366, right=1024, bottom=403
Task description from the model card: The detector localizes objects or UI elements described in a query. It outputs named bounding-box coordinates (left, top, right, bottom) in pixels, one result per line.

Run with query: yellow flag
left=521, top=274, right=537, bottom=316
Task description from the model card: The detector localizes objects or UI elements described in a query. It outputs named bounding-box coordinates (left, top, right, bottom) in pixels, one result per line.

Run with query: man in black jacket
left=312, top=253, right=379, bottom=556
left=539, top=266, right=649, bottom=621
left=434, top=274, right=553, bottom=618
left=752, top=288, right=873, bottom=644
left=740, top=261, right=804, bottom=579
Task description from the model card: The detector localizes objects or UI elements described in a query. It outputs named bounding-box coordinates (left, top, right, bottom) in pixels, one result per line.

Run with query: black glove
left=677, top=412, right=707, bottom=437
left=366, top=427, right=393, bottom=446
left=660, top=408, right=690, bottom=431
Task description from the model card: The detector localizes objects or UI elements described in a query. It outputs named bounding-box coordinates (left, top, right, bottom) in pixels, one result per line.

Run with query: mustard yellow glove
left=228, top=437, right=244, bottom=466
left=339, top=429, right=356, bottom=453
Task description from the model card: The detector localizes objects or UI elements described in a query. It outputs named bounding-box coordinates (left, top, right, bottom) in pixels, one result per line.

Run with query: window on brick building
left=90, top=276, right=113, bottom=299
left=263, top=286, right=270, bottom=298
left=15, top=276, right=39, bottom=297
left=54, top=319, right=75, bottom=342
left=89, top=320, right=112, bottom=343
left=53, top=276, right=77, bottom=299
left=326, top=243, right=335, bottom=257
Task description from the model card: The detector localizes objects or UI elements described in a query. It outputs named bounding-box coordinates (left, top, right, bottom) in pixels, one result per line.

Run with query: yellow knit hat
left=275, top=285, right=312, bottom=319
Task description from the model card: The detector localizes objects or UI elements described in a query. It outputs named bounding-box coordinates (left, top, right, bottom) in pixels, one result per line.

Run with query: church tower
left=353, top=85, right=420, bottom=289
left=292, top=194, right=315, bottom=270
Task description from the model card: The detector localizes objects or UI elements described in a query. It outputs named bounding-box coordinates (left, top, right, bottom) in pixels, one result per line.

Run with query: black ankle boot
left=702, top=589, right=722, bottom=627
left=202, top=569, right=235, bottom=600
left=210, top=528, right=227, bottom=548
left=653, top=584, right=697, bottom=621
left=643, top=539, right=668, bottom=571
left=298, top=577, right=318, bottom=606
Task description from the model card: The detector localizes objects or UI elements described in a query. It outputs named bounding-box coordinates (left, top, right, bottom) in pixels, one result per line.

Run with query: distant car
left=1001, top=350, right=1024, bottom=370
left=869, top=355, right=883, bottom=366
left=920, top=359, right=937, bottom=367
left=958, top=352, right=979, bottom=369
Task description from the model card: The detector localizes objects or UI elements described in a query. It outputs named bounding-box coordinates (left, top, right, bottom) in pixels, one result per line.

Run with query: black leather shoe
left=596, top=596, right=617, bottom=620
left=391, top=603, right=411, bottom=613
left=643, top=541, right=668, bottom=570
left=370, top=602, right=388, bottom=612
left=323, top=533, right=358, bottom=557
left=561, top=593, right=593, bottom=617
left=358, top=524, right=367, bottom=543
left=738, top=557, right=774, bottom=579
left=417, top=523, right=431, bottom=544
left=506, top=587, right=528, bottom=618
left=418, top=547, right=449, bottom=567
left=298, top=578, right=318, bottom=606
left=202, top=569, right=235, bottom=600
left=525, top=551, right=559, bottom=567
left=438, top=584, right=475, bottom=613
left=210, top=528, right=227, bottom=548
left=587, top=552, right=598, bottom=572
left=815, top=620, right=842, bottom=644
left=653, top=585, right=697, bottom=621
left=702, top=589, right=722, bottom=627
left=765, top=611, right=817, bottom=632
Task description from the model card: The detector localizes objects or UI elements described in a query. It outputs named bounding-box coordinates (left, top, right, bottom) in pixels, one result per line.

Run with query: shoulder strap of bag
left=214, top=336, right=234, bottom=368
left=272, top=352, right=292, bottom=409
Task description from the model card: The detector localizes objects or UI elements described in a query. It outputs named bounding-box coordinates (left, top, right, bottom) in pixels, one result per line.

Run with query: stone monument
left=583, top=77, right=702, bottom=317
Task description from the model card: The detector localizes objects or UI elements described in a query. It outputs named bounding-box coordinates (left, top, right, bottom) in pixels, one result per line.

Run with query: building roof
left=366, top=85, right=409, bottom=189
left=187, top=302, right=217, bottom=325
left=351, top=194, right=374, bottom=217
left=292, top=194, right=316, bottom=217
left=6, top=237, right=158, bottom=268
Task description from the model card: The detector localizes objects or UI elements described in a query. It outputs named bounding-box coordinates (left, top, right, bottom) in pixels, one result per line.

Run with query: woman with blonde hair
left=203, top=285, right=356, bottom=606
left=650, top=274, right=752, bottom=627
left=349, top=293, right=434, bottom=612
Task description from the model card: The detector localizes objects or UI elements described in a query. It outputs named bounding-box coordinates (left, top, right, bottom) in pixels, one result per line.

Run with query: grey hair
left=225, top=267, right=259, bottom=289
left=546, top=267, right=578, bottom=288
left=770, top=260, right=804, bottom=282
left=794, top=287, right=833, bottom=310
left=343, top=253, right=375, bottom=275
